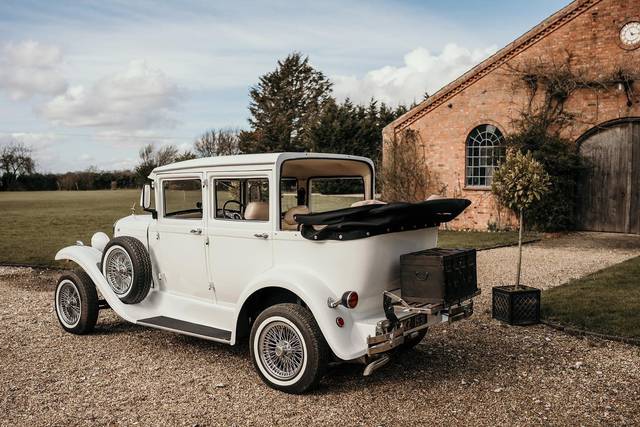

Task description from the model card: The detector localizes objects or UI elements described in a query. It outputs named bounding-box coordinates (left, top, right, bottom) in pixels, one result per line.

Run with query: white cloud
left=0, top=40, right=67, bottom=100
left=332, top=43, right=497, bottom=106
left=40, top=60, right=182, bottom=130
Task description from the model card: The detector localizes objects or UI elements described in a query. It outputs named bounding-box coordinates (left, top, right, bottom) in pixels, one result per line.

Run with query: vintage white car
left=54, top=153, right=478, bottom=393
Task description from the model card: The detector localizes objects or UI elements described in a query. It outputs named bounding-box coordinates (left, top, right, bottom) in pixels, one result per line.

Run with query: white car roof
left=150, top=152, right=374, bottom=176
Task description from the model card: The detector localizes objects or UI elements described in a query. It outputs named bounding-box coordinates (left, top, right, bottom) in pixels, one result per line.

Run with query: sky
left=0, top=0, right=571, bottom=173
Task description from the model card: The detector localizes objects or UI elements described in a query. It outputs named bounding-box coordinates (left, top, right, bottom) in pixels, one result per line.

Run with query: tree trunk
left=515, top=208, right=523, bottom=289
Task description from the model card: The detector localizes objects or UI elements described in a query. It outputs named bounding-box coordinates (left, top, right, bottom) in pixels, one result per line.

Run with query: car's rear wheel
left=250, top=303, right=329, bottom=394
left=101, top=236, right=152, bottom=304
left=54, top=271, right=98, bottom=334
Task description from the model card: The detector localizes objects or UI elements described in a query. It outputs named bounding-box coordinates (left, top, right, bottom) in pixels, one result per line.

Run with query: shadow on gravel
left=316, top=324, right=556, bottom=395
left=91, top=315, right=249, bottom=358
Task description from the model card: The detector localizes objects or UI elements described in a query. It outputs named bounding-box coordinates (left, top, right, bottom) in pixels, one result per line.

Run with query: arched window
left=465, top=124, right=505, bottom=187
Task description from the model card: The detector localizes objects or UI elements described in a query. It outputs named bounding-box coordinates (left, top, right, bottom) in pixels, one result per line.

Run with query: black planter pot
left=492, top=285, right=541, bottom=325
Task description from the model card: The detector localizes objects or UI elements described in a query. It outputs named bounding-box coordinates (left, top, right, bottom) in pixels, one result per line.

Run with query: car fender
left=55, top=245, right=143, bottom=323
left=235, top=265, right=370, bottom=360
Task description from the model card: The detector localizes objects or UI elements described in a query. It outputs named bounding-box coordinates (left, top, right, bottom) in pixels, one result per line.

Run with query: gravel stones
left=1, top=232, right=639, bottom=425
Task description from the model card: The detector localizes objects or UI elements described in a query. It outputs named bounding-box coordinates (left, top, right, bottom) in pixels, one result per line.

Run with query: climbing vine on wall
left=501, top=54, right=639, bottom=231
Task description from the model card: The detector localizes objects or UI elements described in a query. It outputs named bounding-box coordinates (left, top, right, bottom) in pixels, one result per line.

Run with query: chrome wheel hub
left=274, top=341, right=292, bottom=357
left=58, top=281, right=81, bottom=326
left=259, top=321, right=304, bottom=381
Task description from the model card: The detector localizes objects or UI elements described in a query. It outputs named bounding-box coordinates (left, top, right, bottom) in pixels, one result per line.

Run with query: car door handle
left=190, top=228, right=203, bottom=235
left=254, top=233, right=269, bottom=239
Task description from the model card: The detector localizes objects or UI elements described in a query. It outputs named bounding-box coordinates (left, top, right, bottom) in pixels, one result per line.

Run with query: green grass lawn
left=0, top=190, right=537, bottom=267
left=438, top=230, right=540, bottom=250
left=0, top=190, right=141, bottom=267
left=542, top=256, right=640, bottom=339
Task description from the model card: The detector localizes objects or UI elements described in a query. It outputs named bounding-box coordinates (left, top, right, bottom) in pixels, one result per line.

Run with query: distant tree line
left=2, top=52, right=416, bottom=191
left=0, top=142, right=137, bottom=191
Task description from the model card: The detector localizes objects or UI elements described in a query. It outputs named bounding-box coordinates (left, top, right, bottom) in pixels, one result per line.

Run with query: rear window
left=309, top=177, right=365, bottom=213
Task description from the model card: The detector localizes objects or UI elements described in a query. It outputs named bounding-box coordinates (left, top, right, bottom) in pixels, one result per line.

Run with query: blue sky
left=0, top=0, right=570, bottom=172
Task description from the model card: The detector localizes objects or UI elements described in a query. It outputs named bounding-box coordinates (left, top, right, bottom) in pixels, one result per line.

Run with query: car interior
left=158, top=158, right=379, bottom=227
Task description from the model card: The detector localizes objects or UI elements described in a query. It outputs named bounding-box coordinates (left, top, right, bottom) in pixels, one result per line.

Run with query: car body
left=54, top=152, right=477, bottom=393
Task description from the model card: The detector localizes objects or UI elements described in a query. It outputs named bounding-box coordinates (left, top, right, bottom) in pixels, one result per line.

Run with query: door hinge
left=208, top=283, right=215, bottom=291
left=205, top=236, right=210, bottom=246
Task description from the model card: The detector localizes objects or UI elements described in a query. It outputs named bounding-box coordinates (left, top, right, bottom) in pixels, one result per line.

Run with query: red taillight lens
left=336, top=317, right=345, bottom=327
left=342, top=291, right=358, bottom=309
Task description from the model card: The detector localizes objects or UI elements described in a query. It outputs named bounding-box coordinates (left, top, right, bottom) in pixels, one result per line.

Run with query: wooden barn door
left=578, top=121, right=640, bottom=234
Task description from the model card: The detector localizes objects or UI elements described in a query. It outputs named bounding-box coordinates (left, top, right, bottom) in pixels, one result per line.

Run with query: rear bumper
left=366, top=298, right=474, bottom=356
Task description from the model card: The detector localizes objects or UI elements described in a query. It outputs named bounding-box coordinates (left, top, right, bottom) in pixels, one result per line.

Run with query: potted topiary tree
left=491, top=149, right=550, bottom=325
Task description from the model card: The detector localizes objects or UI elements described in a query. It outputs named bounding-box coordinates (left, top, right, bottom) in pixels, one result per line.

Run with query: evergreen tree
left=239, top=53, right=333, bottom=153
left=309, top=98, right=408, bottom=164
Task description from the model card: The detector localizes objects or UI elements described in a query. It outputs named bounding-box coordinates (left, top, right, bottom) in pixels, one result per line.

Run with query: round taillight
left=342, top=291, right=358, bottom=309
left=336, top=317, right=345, bottom=327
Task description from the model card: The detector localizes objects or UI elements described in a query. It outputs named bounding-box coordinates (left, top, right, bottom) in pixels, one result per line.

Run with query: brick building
left=383, top=0, right=640, bottom=233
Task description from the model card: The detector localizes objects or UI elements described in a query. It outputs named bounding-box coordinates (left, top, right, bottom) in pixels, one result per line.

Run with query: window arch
left=465, top=124, right=505, bottom=187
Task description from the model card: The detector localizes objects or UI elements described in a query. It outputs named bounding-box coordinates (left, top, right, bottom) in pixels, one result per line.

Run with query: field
left=0, top=190, right=531, bottom=267
left=0, top=190, right=141, bottom=266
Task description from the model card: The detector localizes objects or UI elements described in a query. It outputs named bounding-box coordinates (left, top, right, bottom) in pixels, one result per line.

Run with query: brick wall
left=383, top=0, right=640, bottom=230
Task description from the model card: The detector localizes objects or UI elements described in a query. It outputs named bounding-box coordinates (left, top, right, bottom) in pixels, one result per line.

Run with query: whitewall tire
left=54, top=271, right=98, bottom=334
left=250, top=304, right=329, bottom=394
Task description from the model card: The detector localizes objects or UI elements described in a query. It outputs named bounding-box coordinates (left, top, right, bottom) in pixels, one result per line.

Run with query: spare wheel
left=101, top=236, right=152, bottom=304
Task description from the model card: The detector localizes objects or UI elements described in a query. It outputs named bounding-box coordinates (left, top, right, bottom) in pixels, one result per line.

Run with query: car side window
left=215, top=178, right=269, bottom=221
left=163, top=179, right=203, bottom=219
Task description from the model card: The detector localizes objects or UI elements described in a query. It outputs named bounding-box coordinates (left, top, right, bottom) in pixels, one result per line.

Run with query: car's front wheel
left=54, top=271, right=98, bottom=334
left=250, top=303, right=329, bottom=394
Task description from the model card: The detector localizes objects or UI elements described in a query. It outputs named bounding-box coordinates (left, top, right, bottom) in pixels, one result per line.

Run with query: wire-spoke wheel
left=57, top=280, right=81, bottom=327
left=54, top=271, right=98, bottom=335
left=104, top=247, right=134, bottom=296
left=258, top=320, right=306, bottom=381
left=250, top=304, right=329, bottom=394
left=101, top=236, right=152, bottom=304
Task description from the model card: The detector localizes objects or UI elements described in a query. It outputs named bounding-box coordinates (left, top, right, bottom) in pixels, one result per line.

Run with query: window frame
left=279, top=177, right=299, bottom=216
left=211, top=176, right=271, bottom=223
left=464, top=124, right=505, bottom=190
left=159, top=176, right=204, bottom=221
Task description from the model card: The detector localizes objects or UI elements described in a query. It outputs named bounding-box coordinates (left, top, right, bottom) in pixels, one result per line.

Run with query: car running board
left=137, top=316, right=232, bottom=343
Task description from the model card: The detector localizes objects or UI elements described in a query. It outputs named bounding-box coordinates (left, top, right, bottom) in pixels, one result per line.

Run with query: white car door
left=148, top=174, right=211, bottom=302
left=206, top=172, right=274, bottom=307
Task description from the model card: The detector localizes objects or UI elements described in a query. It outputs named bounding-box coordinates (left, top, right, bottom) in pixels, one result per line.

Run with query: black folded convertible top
left=295, top=198, right=471, bottom=241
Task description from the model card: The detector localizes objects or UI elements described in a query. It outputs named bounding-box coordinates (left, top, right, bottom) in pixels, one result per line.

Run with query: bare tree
left=194, top=128, right=241, bottom=157
left=379, top=129, right=437, bottom=203
left=0, top=141, right=36, bottom=177
left=135, top=143, right=186, bottom=183
left=156, top=145, right=179, bottom=165
left=1, top=141, right=36, bottom=190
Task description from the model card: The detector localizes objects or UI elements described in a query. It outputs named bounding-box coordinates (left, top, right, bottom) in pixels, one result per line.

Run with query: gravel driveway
left=1, top=232, right=639, bottom=426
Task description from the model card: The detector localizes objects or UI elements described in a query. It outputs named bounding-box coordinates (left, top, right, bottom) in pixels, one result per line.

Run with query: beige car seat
left=282, top=205, right=310, bottom=230
left=350, top=199, right=387, bottom=207
left=244, top=201, right=269, bottom=221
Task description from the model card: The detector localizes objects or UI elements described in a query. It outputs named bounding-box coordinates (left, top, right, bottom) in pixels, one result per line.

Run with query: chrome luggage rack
left=383, top=289, right=481, bottom=320
left=383, top=290, right=444, bottom=315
